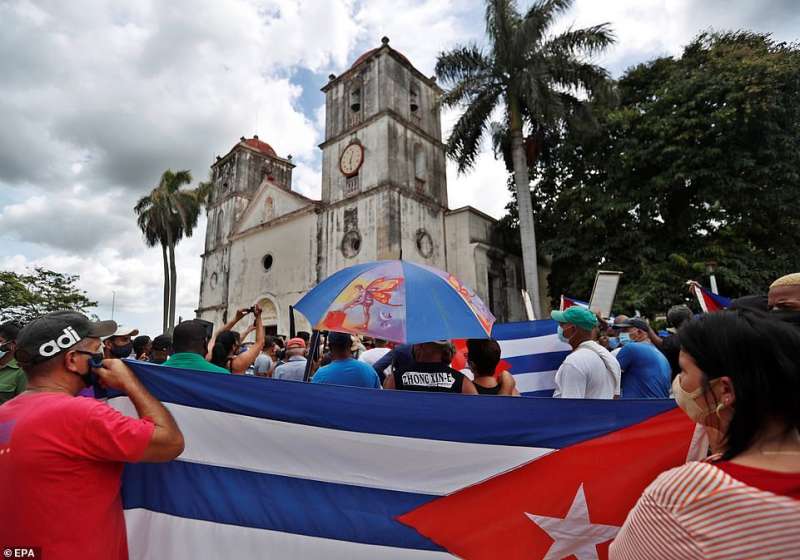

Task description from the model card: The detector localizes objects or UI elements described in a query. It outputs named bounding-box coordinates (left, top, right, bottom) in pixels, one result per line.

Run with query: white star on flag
left=525, top=484, right=620, bottom=560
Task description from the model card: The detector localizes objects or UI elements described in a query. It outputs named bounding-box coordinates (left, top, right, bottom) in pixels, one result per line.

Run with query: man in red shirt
left=0, top=311, right=185, bottom=559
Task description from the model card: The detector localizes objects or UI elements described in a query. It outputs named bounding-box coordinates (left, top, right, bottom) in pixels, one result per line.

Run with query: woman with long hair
left=611, top=310, right=800, bottom=559
left=208, top=305, right=264, bottom=374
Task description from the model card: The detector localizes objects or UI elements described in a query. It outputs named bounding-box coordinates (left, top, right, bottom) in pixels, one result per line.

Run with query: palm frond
left=435, top=45, right=494, bottom=86
left=523, top=0, right=573, bottom=29
left=543, top=24, right=615, bottom=58
left=486, top=0, right=521, bottom=64
left=513, top=0, right=573, bottom=55
left=447, top=85, right=503, bottom=173
left=546, top=57, right=610, bottom=94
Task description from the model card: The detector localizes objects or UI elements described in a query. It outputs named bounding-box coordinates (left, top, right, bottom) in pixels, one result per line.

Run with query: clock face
left=339, top=143, right=364, bottom=176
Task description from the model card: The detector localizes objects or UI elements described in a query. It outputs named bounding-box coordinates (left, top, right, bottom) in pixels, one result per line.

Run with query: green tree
left=0, top=268, right=97, bottom=324
left=436, top=0, right=614, bottom=318
left=134, top=170, right=209, bottom=333
left=504, top=31, right=800, bottom=315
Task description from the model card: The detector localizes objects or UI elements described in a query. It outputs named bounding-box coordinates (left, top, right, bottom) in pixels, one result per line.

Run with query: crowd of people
left=0, top=271, right=798, bottom=558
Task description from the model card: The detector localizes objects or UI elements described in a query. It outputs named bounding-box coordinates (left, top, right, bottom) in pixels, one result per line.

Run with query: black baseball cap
left=613, top=317, right=650, bottom=331
left=15, top=311, right=117, bottom=366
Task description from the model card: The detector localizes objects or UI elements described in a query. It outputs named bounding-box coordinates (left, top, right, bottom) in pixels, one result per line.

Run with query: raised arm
left=207, top=308, right=250, bottom=357
left=647, top=325, right=664, bottom=348
left=232, top=306, right=265, bottom=372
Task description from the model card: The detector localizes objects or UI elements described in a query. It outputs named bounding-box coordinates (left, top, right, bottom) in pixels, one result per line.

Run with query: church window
left=215, top=211, right=225, bottom=245
left=261, top=163, right=274, bottom=182
left=410, top=85, right=419, bottom=113
left=209, top=272, right=218, bottom=289
left=341, top=230, right=362, bottom=258
left=350, top=87, right=361, bottom=112
left=262, top=253, right=274, bottom=272
left=345, top=174, right=360, bottom=195
left=415, top=229, right=434, bottom=258
left=414, top=144, right=426, bottom=192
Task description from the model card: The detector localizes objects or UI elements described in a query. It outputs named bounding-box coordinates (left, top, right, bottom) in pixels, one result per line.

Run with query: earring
left=715, top=402, right=726, bottom=420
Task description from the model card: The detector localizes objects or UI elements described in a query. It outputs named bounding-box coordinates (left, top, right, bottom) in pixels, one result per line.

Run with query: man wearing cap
left=768, top=272, right=800, bottom=329
left=614, top=317, right=671, bottom=398
left=551, top=307, right=621, bottom=399
left=384, top=340, right=478, bottom=394
left=103, top=325, right=140, bottom=359
left=0, top=311, right=184, bottom=560
left=148, top=334, right=172, bottom=365
left=162, top=320, right=230, bottom=374
left=0, top=322, right=26, bottom=404
left=312, top=332, right=381, bottom=388
left=273, top=337, right=308, bottom=381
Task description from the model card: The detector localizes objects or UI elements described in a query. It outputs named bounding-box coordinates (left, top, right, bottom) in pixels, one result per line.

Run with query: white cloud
left=354, top=0, right=479, bottom=76
left=2, top=0, right=798, bottom=335
left=1, top=221, right=205, bottom=337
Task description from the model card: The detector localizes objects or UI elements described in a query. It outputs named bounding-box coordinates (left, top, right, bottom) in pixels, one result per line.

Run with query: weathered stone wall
left=225, top=210, right=318, bottom=334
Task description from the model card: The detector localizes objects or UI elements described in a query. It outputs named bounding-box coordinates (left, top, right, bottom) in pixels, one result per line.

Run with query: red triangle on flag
left=398, top=408, right=695, bottom=560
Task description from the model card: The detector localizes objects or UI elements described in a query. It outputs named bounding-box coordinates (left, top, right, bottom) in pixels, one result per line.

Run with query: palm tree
left=436, top=0, right=614, bottom=318
left=134, top=170, right=209, bottom=332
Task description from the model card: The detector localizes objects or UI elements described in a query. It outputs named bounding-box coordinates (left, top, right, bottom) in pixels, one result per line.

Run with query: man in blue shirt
left=614, top=318, right=671, bottom=398
left=312, top=332, right=381, bottom=389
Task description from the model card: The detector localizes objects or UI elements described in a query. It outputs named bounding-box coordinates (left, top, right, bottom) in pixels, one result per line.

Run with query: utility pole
left=111, top=291, right=116, bottom=320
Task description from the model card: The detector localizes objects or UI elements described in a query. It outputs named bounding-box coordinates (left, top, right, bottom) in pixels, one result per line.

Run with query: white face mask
left=672, top=374, right=722, bottom=423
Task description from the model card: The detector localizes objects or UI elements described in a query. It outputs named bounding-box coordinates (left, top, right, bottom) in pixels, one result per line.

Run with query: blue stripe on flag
left=503, top=351, right=570, bottom=375
left=492, top=319, right=560, bottom=340
left=123, top=362, right=677, bottom=450
left=122, top=460, right=442, bottom=551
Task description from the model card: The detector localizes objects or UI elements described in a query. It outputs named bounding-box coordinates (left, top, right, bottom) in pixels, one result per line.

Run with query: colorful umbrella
left=294, top=260, right=495, bottom=344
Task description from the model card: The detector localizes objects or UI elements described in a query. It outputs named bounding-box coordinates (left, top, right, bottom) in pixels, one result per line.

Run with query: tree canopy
left=0, top=268, right=97, bottom=325
left=502, top=31, right=800, bottom=315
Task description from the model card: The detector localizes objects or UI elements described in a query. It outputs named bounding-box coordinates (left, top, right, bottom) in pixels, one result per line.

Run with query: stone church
left=197, top=38, right=536, bottom=334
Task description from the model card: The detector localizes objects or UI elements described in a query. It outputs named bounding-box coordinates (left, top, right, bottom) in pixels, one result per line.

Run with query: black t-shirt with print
left=392, top=362, right=466, bottom=393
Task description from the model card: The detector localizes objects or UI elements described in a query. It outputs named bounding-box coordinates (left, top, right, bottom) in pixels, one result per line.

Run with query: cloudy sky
left=2, top=0, right=798, bottom=335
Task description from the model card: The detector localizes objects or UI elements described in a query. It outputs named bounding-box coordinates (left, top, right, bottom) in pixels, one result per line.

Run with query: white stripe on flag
left=498, top=334, right=570, bottom=359
left=125, top=509, right=454, bottom=560
left=111, top=398, right=553, bottom=496
left=512, top=370, right=557, bottom=394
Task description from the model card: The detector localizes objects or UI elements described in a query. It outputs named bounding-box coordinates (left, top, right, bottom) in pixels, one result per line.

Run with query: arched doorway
left=257, top=296, right=279, bottom=337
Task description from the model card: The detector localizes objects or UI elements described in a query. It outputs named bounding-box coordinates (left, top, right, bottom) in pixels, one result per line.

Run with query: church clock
left=339, top=143, right=364, bottom=176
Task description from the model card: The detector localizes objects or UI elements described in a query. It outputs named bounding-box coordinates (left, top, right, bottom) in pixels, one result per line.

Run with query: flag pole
left=303, top=330, right=321, bottom=383
left=289, top=305, right=296, bottom=338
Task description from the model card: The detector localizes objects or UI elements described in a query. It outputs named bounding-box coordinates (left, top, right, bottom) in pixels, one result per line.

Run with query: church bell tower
left=317, top=37, right=448, bottom=277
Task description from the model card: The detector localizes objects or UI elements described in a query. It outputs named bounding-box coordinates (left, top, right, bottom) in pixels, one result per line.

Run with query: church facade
left=197, top=38, right=538, bottom=334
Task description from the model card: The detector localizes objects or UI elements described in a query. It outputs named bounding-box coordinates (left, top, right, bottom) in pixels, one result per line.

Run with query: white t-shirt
left=553, top=342, right=619, bottom=399
left=358, top=347, right=391, bottom=366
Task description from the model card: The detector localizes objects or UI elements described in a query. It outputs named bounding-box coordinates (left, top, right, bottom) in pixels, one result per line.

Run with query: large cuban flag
left=115, top=361, right=703, bottom=560
left=493, top=319, right=571, bottom=397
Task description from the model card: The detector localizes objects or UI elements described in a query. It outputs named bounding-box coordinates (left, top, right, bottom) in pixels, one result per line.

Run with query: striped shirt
left=610, top=461, right=800, bottom=559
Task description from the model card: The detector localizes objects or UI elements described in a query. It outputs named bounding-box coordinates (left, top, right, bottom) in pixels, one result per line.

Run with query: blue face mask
left=607, top=337, right=620, bottom=350
left=618, top=332, right=632, bottom=345
left=557, top=325, right=570, bottom=344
